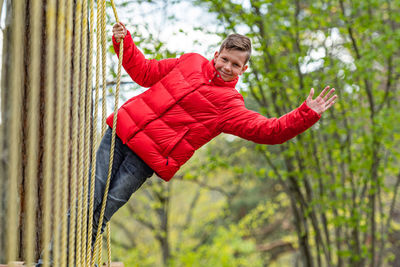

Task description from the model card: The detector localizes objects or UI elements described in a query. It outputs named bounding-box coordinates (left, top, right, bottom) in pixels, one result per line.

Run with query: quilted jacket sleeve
left=218, top=95, right=321, bottom=144
left=113, top=31, right=179, bottom=88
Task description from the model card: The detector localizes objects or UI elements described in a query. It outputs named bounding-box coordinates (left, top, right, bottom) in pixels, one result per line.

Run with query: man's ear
left=240, top=65, right=248, bottom=75
left=214, top=51, right=219, bottom=60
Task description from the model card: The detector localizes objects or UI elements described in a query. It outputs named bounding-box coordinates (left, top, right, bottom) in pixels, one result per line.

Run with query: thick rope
left=106, top=223, right=112, bottom=266
left=42, top=0, right=57, bottom=266
left=92, top=0, right=108, bottom=263
left=24, top=0, right=41, bottom=264
left=91, top=0, right=107, bottom=264
left=0, top=0, right=4, bottom=255
left=61, top=1, right=75, bottom=266
left=77, top=0, right=89, bottom=264
left=86, top=0, right=103, bottom=264
left=98, top=241, right=103, bottom=266
left=101, top=0, right=107, bottom=136
left=82, top=0, right=95, bottom=265
left=6, top=0, right=24, bottom=264
left=52, top=0, right=67, bottom=265
left=69, top=0, right=83, bottom=265
left=106, top=2, right=122, bottom=265
left=0, top=20, right=3, bottom=264
left=93, top=0, right=123, bottom=265
left=110, top=0, right=119, bottom=22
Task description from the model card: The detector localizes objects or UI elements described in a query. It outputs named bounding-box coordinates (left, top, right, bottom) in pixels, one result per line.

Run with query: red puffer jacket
left=107, top=31, right=321, bottom=181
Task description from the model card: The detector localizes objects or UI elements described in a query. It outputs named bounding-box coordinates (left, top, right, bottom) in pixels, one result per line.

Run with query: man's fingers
left=318, top=86, right=330, bottom=99
left=114, top=23, right=123, bottom=29
left=119, top=23, right=127, bottom=35
left=323, top=88, right=335, bottom=101
left=325, top=95, right=337, bottom=106
left=117, top=22, right=124, bottom=29
left=114, top=23, right=125, bottom=33
left=325, top=100, right=336, bottom=111
left=322, top=96, right=337, bottom=113
left=307, top=88, right=315, bottom=101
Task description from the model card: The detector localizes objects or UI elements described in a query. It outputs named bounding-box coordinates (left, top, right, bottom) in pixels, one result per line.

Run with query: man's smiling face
left=214, top=48, right=248, bottom=82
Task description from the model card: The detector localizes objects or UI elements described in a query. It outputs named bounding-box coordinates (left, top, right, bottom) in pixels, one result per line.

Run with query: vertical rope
left=0, top=0, right=4, bottom=256
left=61, top=1, right=74, bottom=266
left=52, top=0, right=67, bottom=265
left=93, top=0, right=123, bottom=265
left=42, top=0, right=57, bottom=266
left=101, top=0, right=107, bottom=136
left=82, top=0, right=95, bottom=265
left=98, top=240, right=103, bottom=266
left=76, top=0, right=89, bottom=264
left=0, top=0, right=5, bottom=260
left=86, top=0, right=103, bottom=264
left=92, top=0, right=108, bottom=264
left=6, top=0, right=24, bottom=264
left=110, top=0, right=119, bottom=22
left=69, top=0, right=83, bottom=265
left=106, top=223, right=112, bottom=266
left=107, top=1, right=122, bottom=265
left=107, top=0, right=124, bottom=262
left=23, top=0, right=41, bottom=264
left=93, top=0, right=123, bottom=264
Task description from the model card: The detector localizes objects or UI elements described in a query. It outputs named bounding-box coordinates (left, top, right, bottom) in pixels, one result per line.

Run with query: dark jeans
left=91, top=127, right=154, bottom=240
left=37, top=128, right=154, bottom=266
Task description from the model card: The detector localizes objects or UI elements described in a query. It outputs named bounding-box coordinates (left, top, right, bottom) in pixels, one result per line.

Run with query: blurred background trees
left=103, top=0, right=400, bottom=266
left=104, top=0, right=400, bottom=266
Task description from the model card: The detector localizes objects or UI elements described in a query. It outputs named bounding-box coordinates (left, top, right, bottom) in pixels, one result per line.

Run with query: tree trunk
left=158, top=184, right=170, bottom=266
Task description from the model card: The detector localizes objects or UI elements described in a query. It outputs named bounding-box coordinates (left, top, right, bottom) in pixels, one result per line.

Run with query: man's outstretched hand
left=306, top=86, right=337, bottom=115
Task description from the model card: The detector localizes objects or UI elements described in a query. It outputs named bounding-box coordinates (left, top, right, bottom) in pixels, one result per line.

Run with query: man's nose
left=223, top=63, right=232, bottom=71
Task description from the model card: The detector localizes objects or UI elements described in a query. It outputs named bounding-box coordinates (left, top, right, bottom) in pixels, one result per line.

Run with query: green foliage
left=107, top=0, right=400, bottom=266
left=113, top=246, right=159, bottom=267
left=194, top=0, right=400, bottom=265
left=170, top=225, right=262, bottom=267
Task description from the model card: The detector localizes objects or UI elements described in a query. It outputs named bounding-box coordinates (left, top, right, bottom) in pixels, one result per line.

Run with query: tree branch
left=377, top=171, right=400, bottom=266
left=175, top=175, right=231, bottom=198
left=376, top=56, right=393, bottom=113
left=111, top=219, right=136, bottom=248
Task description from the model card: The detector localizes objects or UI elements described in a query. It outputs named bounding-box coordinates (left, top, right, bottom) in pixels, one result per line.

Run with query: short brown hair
left=219, top=34, right=252, bottom=64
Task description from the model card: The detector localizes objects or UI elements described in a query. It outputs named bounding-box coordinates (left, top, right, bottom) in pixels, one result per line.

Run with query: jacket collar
left=203, top=59, right=238, bottom=88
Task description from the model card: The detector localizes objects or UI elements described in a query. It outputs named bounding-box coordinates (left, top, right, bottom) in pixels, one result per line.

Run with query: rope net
left=0, top=0, right=123, bottom=266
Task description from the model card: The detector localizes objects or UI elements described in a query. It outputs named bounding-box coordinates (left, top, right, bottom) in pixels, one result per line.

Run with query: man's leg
left=91, top=138, right=154, bottom=244
left=91, top=128, right=127, bottom=213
